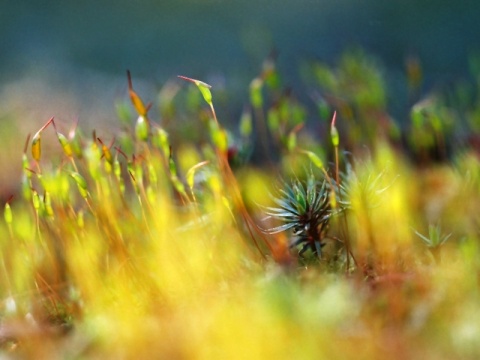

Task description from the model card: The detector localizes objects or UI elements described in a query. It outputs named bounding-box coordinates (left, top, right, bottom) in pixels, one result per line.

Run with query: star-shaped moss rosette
left=263, top=175, right=334, bottom=258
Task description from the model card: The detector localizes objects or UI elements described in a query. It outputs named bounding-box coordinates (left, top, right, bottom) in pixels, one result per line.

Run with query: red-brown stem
left=114, top=146, right=128, bottom=160
left=40, top=117, right=55, bottom=132
left=24, top=134, right=31, bottom=154
left=335, top=146, right=340, bottom=189
left=127, top=70, right=133, bottom=91
left=177, top=75, right=195, bottom=83
left=219, top=151, right=272, bottom=259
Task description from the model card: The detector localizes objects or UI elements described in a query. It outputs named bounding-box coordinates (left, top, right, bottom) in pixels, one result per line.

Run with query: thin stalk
left=210, top=102, right=273, bottom=259
left=330, top=111, right=356, bottom=272
left=209, top=103, right=219, bottom=127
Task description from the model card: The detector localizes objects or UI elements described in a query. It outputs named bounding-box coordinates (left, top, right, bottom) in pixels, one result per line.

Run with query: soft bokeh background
left=1, top=0, right=479, bottom=195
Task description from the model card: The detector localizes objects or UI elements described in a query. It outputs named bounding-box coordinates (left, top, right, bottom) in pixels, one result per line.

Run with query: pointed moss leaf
left=265, top=223, right=296, bottom=234
left=272, top=198, right=300, bottom=216
left=300, top=150, right=324, bottom=170
left=415, top=224, right=452, bottom=248
left=263, top=209, right=297, bottom=219
left=294, top=188, right=307, bottom=213
left=4, top=203, right=12, bottom=224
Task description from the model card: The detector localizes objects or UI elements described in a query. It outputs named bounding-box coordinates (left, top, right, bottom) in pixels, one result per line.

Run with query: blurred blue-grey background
left=2, top=0, right=479, bottom=87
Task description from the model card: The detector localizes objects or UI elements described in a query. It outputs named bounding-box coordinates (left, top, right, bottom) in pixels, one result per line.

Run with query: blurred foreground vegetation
left=2, top=49, right=480, bottom=358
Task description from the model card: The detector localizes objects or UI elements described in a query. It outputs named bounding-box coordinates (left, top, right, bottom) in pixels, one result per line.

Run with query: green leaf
left=299, top=150, right=324, bottom=170
left=294, top=184, right=307, bottom=213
